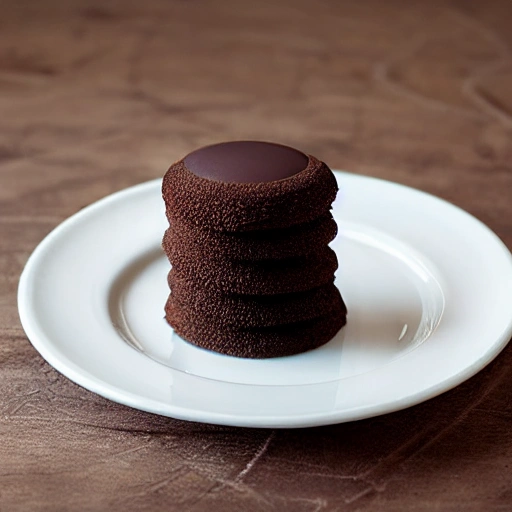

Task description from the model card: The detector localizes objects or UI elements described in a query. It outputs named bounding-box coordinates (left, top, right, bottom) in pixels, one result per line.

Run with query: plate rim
left=17, top=172, right=512, bottom=428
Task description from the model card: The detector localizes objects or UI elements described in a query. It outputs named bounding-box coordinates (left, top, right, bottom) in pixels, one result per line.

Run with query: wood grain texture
left=1, top=0, right=512, bottom=510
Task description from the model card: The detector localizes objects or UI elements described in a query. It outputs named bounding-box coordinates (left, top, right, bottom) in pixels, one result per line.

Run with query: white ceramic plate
left=18, top=172, right=512, bottom=428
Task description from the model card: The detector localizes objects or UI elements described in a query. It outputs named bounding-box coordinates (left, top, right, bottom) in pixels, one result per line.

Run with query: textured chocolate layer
left=163, top=214, right=337, bottom=261
left=167, top=246, right=338, bottom=295
left=184, top=141, right=308, bottom=183
left=167, top=277, right=346, bottom=328
left=162, top=155, right=338, bottom=232
left=166, top=301, right=347, bottom=358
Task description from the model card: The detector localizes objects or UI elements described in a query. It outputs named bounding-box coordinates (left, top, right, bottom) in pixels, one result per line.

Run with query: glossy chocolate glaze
left=184, top=141, right=308, bottom=183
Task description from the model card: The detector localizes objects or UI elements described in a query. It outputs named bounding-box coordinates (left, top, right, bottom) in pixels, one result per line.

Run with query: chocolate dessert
left=163, top=213, right=338, bottom=261
left=165, top=243, right=339, bottom=295
left=162, top=141, right=347, bottom=358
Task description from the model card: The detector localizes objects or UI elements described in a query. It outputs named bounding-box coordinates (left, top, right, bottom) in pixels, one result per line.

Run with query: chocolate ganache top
left=183, top=141, right=309, bottom=183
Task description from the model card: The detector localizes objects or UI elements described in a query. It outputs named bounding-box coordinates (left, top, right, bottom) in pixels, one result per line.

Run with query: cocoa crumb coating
left=166, top=299, right=347, bottom=359
left=167, top=275, right=346, bottom=328
left=162, top=155, right=338, bottom=232
left=166, top=245, right=338, bottom=296
left=163, top=213, right=337, bottom=261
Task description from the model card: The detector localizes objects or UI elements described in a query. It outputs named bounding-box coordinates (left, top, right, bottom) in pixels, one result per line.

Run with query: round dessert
left=165, top=300, right=347, bottom=359
left=166, top=277, right=346, bottom=328
left=163, top=213, right=338, bottom=261
left=162, top=142, right=338, bottom=232
left=162, top=141, right=347, bottom=358
left=166, top=245, right=339, bottom=295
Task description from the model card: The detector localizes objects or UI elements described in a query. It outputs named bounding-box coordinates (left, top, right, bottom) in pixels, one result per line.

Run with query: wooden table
left=2, top=1, right=512, bottom=510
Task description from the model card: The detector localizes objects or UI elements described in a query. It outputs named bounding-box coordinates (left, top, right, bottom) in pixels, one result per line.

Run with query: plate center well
left=109, top=223, right=444, bottom=386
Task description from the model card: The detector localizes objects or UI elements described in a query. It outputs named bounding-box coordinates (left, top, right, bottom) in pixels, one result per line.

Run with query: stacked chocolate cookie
left=162, top=141, right=347, bottom=358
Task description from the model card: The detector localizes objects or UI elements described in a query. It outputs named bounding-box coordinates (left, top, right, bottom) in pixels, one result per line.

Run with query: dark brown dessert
left=163, top=213, right=338, bottom=261
left=167, top=275, right=346, bottom=328
left=165, top=302, right=346, bottom=359
left=162, top=141, right=347, bottom=358
left=162, top=145, right=338, bottom=232
left=165, top=243, right=339, bottom=295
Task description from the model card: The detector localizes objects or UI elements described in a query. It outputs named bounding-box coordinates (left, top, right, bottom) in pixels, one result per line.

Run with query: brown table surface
left=2, top=1, right=512, bottom=510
